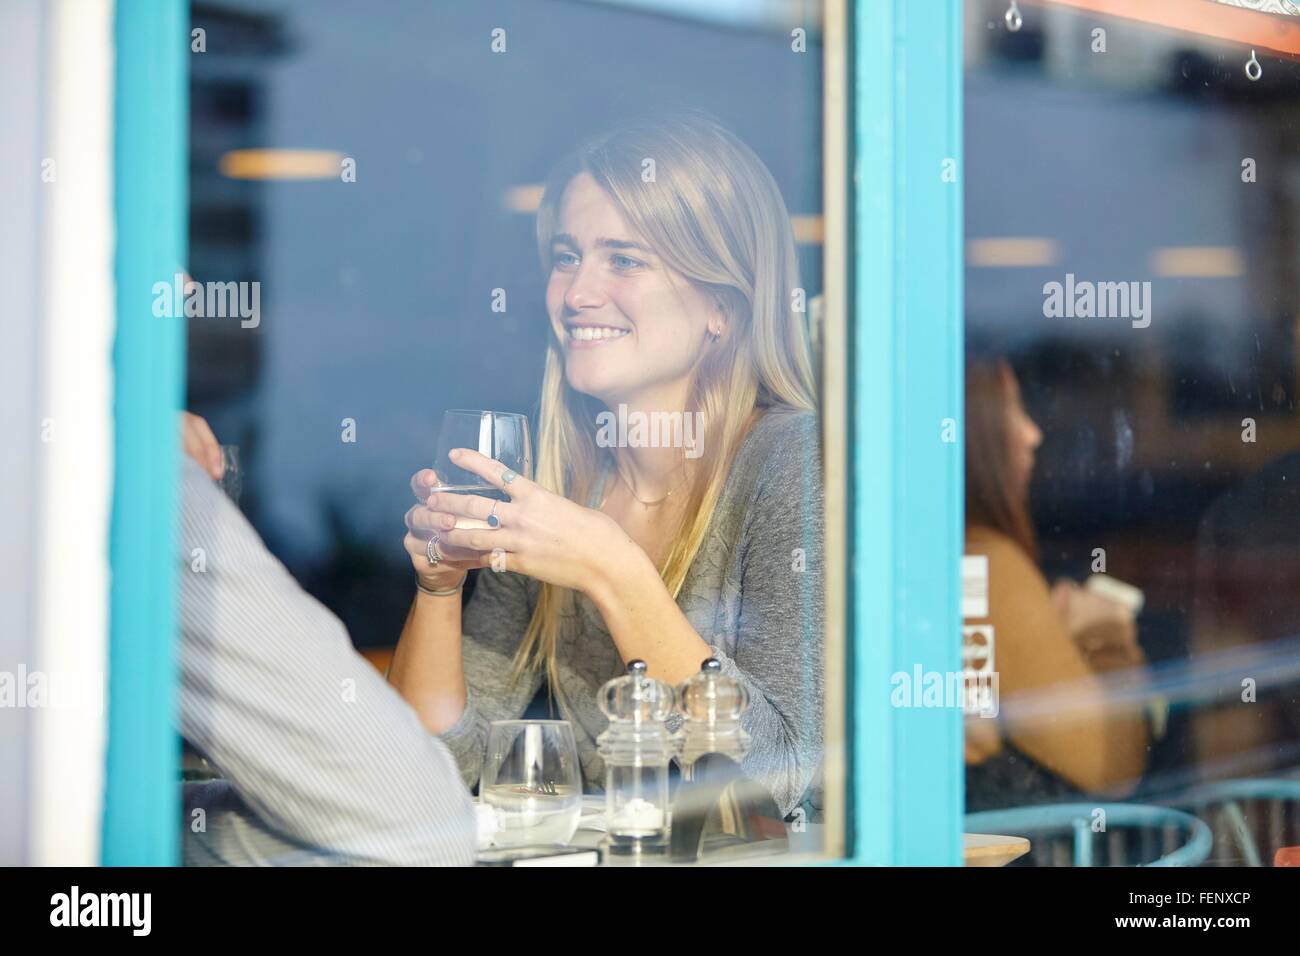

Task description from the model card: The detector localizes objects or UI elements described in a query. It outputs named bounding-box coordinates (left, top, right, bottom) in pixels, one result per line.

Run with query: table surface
left=963, top=832, right=1031, bottom=867
left=567, top=829, right=1030, bottom=866
left=534, top=803, right=1030, bottom=866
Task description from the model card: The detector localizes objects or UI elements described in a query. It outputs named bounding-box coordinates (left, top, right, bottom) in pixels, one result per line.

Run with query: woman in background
left=964, top=353, right=1150, bottom=812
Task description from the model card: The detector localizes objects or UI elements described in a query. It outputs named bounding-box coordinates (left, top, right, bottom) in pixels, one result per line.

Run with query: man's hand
left=181, top=412, right=224, bottom=480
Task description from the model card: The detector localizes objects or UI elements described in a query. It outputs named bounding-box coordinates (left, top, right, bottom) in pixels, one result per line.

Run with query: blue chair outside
left=964, top=803, right=1213, bottom=867
left=1163, top=778, right=1300, bottom=866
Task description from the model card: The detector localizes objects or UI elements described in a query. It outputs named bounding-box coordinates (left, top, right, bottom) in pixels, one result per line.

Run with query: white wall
left=0, top=0, right=45, bottom=868
left=0, top=0, right=116, bottom=867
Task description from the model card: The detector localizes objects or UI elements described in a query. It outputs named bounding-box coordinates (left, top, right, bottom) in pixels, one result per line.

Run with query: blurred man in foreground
left=177, top=414, right=475, bottom=865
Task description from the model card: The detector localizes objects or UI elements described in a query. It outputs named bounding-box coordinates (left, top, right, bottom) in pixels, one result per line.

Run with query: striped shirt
left=176, top=456, right=476, bottom=865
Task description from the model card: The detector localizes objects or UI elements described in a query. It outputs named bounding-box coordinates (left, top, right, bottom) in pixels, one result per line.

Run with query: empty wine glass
left=432, top=410, right=532, bottom=501
left=481, top=720, right=582, bottom=848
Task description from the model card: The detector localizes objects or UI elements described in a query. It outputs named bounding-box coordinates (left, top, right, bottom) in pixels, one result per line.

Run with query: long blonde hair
left=515, top=112, right=816, bottom=689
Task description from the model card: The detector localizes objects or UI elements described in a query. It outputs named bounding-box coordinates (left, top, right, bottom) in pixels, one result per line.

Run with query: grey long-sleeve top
left=176, top=456, right=476, bottom=865
left=440, top=407, right=824, bottom=816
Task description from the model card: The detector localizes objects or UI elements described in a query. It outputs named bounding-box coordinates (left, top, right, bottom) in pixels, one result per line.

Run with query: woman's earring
left=707, top=327, right=721, bottom=343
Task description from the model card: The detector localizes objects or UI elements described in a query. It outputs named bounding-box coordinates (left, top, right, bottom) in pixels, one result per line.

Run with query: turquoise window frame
left=103, top=0, right=188, bottom=865
left=846, top=0, right=964, bottom=866
left=98, top=0, right=964, bottom=867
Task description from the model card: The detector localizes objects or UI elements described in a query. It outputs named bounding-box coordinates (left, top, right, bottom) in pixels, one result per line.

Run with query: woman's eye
left=610, top=254, right=644, bottom=271
left=553, top=251, right=579, bottom=269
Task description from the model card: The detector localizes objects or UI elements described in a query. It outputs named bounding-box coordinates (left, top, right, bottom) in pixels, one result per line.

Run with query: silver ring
left=501, top=469, right=518, bottom=485
left=487, top=501, right=500, bottom=528
left=426, top=533, right=443, bottom=566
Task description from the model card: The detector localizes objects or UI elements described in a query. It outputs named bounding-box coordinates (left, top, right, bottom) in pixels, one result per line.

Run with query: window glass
left=185, top=0, right=832, bottom=864
left=965, top=0, right=1300, bottom=866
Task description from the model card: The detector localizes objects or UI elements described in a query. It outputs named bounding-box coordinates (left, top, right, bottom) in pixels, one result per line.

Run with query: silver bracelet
left=416, top=573, right=467, bottom=598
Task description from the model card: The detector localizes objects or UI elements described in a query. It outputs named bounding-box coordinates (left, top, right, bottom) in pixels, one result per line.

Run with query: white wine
left=482, top=783, right=582, bottom=847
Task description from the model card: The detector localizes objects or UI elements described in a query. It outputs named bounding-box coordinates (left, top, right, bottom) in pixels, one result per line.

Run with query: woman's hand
left=1051, top=580, right=1144, bottom=672
left=403, top=469, right=482, bottom=591
left=181, top=412, right=223, bottom=480
left=964, top=711, right=1002, bottom=765
left=418, top=447, right=643, bottom=598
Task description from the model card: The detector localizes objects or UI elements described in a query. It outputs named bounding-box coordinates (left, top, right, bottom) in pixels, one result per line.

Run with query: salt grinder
left=596, top=660, right=677, bottom=860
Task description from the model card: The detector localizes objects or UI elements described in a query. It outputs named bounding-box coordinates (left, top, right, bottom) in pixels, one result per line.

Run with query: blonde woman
left=388, top=114, right=823, bottom=816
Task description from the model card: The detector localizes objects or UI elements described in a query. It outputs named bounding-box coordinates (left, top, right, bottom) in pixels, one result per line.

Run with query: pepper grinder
left=677, top=657, right=751, bottom=779
left=670, top=658, right=787, bottom=862
left=596, top=659, right=677, bottom=861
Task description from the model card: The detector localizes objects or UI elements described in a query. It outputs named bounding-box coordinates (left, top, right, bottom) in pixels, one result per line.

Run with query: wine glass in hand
left=432, top=410, right=532, bottom=499
left=403, top=410, right=532, bottom=587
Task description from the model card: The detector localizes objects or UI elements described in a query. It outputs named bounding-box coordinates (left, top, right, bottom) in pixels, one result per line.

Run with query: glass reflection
left=966, top=0, right=1300, bottom=865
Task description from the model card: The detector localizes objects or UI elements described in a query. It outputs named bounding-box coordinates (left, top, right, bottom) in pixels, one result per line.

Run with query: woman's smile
left=564, top=323, right=632, bottom=348
left=544, top=173, right=722, bottom=404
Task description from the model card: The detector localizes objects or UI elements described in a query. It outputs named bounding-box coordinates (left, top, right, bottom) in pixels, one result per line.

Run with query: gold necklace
left=616, top=463, right=689, bottom=508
